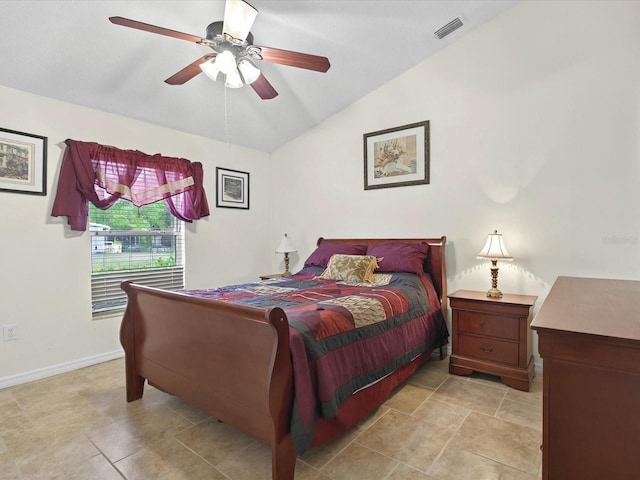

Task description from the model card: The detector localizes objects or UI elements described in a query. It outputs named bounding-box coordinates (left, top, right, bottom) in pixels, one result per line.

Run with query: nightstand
left=259, top=273, right=285, bottom=280
left=448, top=289, right=537, bottom=391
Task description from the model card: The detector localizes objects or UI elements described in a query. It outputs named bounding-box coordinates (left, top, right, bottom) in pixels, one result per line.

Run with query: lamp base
left=282, top=253, right=291, bottom=276
left=486, top=287, right=503, bottom=298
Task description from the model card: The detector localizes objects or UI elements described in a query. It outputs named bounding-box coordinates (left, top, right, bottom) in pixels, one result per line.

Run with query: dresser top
left=531, top=276, right=640, bottom=341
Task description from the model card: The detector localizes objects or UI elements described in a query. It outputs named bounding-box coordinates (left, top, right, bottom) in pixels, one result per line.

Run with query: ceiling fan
left=109, top=0, right=331, bottom=100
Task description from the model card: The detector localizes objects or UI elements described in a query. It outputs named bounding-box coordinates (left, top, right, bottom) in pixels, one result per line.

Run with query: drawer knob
left=480, top=344, right=494, bottom=353
left=479, top=321, right=485, bottom=327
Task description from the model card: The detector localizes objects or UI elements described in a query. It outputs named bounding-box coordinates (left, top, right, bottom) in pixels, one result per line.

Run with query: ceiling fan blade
left=250, top=74, right=278, bottom=100
left=256, top=46, right=330, bottom=73
left=109, top=16, right=205, bottom=43
left=164, top=54, right=216, bottom=85
left=222, top=0, right=258, bottom=42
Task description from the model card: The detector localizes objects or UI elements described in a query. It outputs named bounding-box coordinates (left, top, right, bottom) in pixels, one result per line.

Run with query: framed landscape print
left=0, top=127, right=47, bottom=195
left=363, top=120, right=429, bottom=190
left=216, top=167, right=249, bottom=209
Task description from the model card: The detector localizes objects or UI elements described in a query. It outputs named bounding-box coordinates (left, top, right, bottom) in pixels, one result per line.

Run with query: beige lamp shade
left=476, top=230, right=513, bottom=260
left=276, top=233, right=296, bottom=254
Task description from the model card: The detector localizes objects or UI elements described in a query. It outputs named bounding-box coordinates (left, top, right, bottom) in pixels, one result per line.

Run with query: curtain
left=51, top=140, right=210, bottom=231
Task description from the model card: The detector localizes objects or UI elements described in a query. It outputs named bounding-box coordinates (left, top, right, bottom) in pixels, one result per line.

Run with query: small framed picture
left=0, top=127, right=47, bottom=195
left=364, top=120, right=429, bottom=190
left=216, top=167, right=249, bottom=210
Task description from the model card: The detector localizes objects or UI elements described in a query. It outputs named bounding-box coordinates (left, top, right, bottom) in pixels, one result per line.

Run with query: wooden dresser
left=531, top=276, right=640, bottom=480
left=448, top=290, right=537, bottom=391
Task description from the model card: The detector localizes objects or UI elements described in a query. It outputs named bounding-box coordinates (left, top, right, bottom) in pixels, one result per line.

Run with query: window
left=89, top=199, right=184, bottom=314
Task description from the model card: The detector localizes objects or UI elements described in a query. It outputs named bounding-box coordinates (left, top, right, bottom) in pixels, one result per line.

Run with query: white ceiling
left=0, top=1, right=517, bottom=153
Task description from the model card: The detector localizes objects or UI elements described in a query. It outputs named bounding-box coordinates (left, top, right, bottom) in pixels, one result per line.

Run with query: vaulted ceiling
left=0, top=1, right=517, bottom=152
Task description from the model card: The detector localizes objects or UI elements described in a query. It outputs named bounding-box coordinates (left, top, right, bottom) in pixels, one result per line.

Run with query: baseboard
left=0, top=349, right=124, bottom=389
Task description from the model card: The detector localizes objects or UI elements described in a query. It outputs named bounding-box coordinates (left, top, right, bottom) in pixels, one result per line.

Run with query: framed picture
left=0, top=127, right=47, bottom=195
left=363, top=120, right=429, bottom=190
left=216, top=167, right=249, bottom=209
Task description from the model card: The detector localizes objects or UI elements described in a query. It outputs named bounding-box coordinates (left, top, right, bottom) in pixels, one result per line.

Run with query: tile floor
left=0, top=355, right=542, bottom=479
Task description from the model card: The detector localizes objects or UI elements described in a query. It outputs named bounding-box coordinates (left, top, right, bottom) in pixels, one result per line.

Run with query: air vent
left=434, top=17, right=464, bottom=40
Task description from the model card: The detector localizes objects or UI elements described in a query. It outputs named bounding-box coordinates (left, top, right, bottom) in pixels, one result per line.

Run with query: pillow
left=304, top=242, right=367, bottom=267
left=366, top=242, right=430, bottom=276
left=319, top=254, right=378, bottom=284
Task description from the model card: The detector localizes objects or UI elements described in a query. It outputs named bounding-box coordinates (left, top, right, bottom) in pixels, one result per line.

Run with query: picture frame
left=216, top=167, right=249, bottom=210
left=0, top=127, right=47, bottom=195
left=363, top=120, right=429, bottom=190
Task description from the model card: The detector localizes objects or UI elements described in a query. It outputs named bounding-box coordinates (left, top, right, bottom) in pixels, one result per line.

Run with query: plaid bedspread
left=183, top=266, right=448, bottom=453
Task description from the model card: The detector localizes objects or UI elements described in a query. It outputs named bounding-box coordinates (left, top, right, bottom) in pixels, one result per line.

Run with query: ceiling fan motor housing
left=206, top=21, right=254, bottom=46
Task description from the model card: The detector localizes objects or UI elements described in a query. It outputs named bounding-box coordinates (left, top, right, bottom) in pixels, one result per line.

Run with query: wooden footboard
left=120, top=281, right=297, bottom=480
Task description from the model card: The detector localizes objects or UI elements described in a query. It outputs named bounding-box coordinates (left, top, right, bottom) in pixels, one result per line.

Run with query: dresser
left=448, top=290, right=537, bottom=391
left=531, top=276, right=640, bottom=480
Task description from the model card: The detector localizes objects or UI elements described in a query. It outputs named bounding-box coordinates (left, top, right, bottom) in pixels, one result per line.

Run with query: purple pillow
left=304, top=242, right=367, bottom=268
left=366, top=242, right=430, bottom=276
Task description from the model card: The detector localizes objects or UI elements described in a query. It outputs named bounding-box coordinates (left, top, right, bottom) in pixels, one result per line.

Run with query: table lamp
left=476, top=230, right=513, bottom=298
left=276, top=233, right=296, bottom=276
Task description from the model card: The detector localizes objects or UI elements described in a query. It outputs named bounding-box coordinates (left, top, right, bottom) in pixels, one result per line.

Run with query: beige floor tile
left=431, top=377, right=507, bottom=415
left=299, top=427, right=360, bottom=470
left=0, top=452, right=20, bottom=480
left=500, top=464, right=542, bottom=480
left=384, top=383, right=434, bottom=414
left=412, top=396, right=469, bottom=429
left=320, top=443, right=398, bottom=480
left=215, top=439, right=321, bottom=480
left=496, top=398, right=542, bottom=431
left=115, top=436, right=226, bottom=480
left=357, top=409, right=455, bottom=472
left=388, top=463, right=437, bottom=479
left=20, top=453, right=122, bottom=480
left=88, top=404, right=192, bottom=462
left=409, top=358, right=450, bottom=389
left=163, top=395, right=211, bottom=424
left=0, top=357, right=545, bottom=480
left=448, top=412, right=541, bottom=476
left=174, top=417, right=254, bottom=466
left=428, top=447, right=503, bottom=480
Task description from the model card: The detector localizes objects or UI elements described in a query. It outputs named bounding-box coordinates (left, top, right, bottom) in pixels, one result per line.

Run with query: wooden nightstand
left=448, top=289, right=537, bottom=391
left=259, top=273, right=285, bottom=280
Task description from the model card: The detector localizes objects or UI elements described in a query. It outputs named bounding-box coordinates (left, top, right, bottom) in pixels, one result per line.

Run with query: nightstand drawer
left=458, top=334, right=519, bottom=365
left=458, top=310, right=519, bottom=341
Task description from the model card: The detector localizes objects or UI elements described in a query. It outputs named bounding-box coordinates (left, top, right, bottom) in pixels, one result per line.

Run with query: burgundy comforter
left=182, top=266, right=448, bottom=452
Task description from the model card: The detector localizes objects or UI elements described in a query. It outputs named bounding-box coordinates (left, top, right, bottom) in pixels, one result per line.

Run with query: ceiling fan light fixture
left=199, top=59, right=220, bottom=81
left=215, top=50, right=237, bottom=75
left=237, top=59, right=260, bottom=84
left=225, top=68, right=244, bottom=88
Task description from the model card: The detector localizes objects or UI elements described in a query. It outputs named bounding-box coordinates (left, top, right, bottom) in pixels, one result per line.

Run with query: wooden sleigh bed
left=119, top=237, right=448, bottom=479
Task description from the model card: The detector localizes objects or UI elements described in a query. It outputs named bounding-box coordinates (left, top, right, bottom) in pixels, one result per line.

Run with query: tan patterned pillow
left=319, top=254, right=378, bottom=284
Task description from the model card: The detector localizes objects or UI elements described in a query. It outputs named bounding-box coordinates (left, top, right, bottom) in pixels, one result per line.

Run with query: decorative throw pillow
left=304, top=242, right=367, bottom=268
left=319, top=254, right=379, bottom=284
left=366, top=242, right=430, bottom=276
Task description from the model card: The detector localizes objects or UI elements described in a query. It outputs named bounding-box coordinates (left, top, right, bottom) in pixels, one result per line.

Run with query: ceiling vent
left=434, top=17, right=464, bottom=40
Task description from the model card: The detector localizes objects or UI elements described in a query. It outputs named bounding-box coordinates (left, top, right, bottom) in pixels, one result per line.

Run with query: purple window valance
left=51, top=140, right=210, bottom=231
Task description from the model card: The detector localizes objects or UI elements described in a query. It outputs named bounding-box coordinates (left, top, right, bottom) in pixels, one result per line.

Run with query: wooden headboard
left=316, top=237, right=447, bottom=318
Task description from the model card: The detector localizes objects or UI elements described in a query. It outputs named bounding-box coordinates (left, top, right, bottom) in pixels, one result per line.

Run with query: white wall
left=270, top=0, right=640, bottom=364
left=0, top=86, right=271, bottom=384
left=2, top=0, right=639, bottom=384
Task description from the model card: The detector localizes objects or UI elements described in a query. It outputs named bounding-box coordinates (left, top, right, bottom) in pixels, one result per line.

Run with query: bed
left=119, top=236, right=448, bottom=479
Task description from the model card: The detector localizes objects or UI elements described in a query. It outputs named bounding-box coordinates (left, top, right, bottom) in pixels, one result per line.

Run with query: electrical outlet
left=3, top=324, right=17, bottom=342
